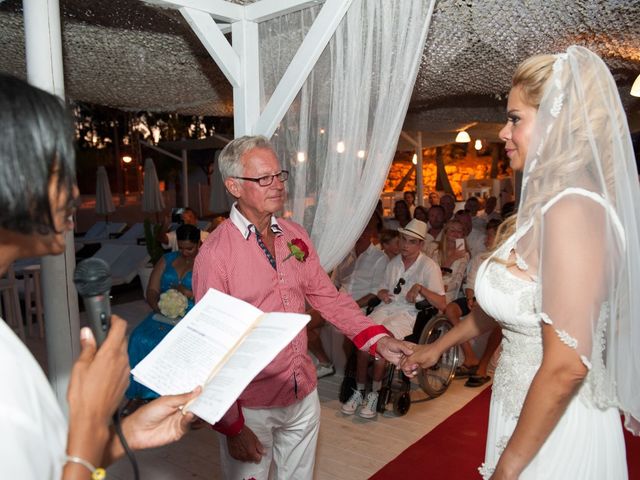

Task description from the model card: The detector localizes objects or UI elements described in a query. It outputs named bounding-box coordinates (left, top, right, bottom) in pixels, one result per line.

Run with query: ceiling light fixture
left=631, top=74, right=640, bottom=97
left=455, top=130, right=471, bottom=143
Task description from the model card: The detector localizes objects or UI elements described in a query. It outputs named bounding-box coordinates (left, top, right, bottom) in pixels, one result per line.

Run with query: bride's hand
left=400, top=343, right=441, bottom=377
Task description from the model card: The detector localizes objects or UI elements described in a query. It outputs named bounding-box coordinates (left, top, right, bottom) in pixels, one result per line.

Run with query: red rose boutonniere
left=284, top=238, right=309, bottom=263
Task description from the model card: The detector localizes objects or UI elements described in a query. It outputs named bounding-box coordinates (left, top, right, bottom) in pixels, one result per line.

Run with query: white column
left=182, top=149, right=189, bottom=206
left=232, top=19, right=261, bottom=137
left=23, top=0, right=80, bottom=412
left=415, top=132, right=424, bottom=206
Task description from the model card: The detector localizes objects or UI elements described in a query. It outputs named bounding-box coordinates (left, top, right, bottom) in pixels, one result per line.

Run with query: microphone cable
left=112, top=408, right=140, bottom=480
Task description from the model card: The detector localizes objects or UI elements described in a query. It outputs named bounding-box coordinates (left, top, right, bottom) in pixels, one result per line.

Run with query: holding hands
left=399, top=343, right=442, bottom=378
left=376, top=336, right=415, bottom=366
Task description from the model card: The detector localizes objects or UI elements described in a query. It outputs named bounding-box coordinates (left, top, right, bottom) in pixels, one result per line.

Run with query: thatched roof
left=1, top=0, right=638, bottom=136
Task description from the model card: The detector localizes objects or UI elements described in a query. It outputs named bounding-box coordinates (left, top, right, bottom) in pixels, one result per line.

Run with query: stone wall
left=385, top=145, right=511, bottom=199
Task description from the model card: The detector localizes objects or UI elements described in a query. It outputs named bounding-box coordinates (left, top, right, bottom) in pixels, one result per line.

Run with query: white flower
left=550, top=93, right=564, bottom=118
left=158, top=288, right=188, bottom=318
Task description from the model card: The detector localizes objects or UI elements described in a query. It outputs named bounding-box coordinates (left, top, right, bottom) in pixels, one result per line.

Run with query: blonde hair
left=434, top=219, right=467, bottom=264
left=490, top=54, right=558, bottom=260
left=512, top=54, right=556, bottom=108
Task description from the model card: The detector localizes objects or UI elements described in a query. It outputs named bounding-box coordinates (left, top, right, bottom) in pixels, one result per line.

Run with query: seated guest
left=465, top=196, right=486, bottom=230
left=500, top=200, right=516, bottom=218
left=455, top=209, right=486, bottom=258
left=403, top=190, right=416, bottom=216
left=444, top=218, right=501, bottom=378
left=126, top=224, right=201, bottom=402
left=158, top=207, right=209, bottom=251
left=384, top=199, right=412, bottom=230
left=428, top=191, right=440, bottom=207
left=341, top=219, right=445, bottom=419
left=429, top=220, right=470, bottom=304
left=379, top=229, right=400, bottom=259
left=439, top=193, right=456, bottom=223
left=423, top=204, right=446, bottom=254
left=413, top=205, right=428, bottom=223
left=479, top=196, right=501, bottom=222
left=307, top=216, right=386, bottom=378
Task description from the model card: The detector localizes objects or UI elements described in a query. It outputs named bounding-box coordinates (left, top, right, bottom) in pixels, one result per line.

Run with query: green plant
left=143, top=218, right=164, bottom=265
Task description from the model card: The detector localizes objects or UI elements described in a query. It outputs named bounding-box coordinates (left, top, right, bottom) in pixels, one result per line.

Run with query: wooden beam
left=180, top=7, right=240, bottom=87
left=400, top=131, right=418, bottom=148
left=140, top=139, right=184, bottom=162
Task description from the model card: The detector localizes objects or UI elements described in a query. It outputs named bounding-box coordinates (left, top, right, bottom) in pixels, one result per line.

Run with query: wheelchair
left=339, top=299, right=459, bottom=416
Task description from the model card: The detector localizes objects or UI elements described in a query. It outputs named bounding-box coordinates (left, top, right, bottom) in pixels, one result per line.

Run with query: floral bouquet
left=158, top=288, right=188, bottom=319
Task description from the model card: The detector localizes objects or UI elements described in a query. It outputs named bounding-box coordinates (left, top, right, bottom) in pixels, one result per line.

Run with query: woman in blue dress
left=126, top=223, right=201, bottom=400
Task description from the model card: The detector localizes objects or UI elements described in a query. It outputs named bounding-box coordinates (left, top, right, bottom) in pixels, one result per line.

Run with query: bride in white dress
left=402, top=46, right=640, bottom=479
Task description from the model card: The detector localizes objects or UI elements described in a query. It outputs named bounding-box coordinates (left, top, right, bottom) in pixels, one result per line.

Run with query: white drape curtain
left=259, top=0, right=434, bottom=271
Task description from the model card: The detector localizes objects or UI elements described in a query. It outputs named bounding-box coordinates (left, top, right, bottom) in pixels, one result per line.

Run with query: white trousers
left=218, top=390, right=320, bottom=480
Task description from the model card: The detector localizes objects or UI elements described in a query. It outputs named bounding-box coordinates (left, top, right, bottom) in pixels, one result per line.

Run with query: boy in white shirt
left=341, top=219, right=446, bottom=419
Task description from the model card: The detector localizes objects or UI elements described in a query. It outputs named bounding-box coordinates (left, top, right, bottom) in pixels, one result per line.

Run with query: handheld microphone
left=73, top=258, right=112, bottom=346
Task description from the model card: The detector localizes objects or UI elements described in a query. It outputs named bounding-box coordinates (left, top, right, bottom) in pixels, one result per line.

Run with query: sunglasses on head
left=393, top=278, right=406, bottom=294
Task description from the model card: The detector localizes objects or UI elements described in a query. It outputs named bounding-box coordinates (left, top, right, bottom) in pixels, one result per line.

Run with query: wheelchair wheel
left=377, top=385, right=391, bottom=413
left=416, top=315, right=459, bottom=398
left=393, top=391, right=411, bottom=416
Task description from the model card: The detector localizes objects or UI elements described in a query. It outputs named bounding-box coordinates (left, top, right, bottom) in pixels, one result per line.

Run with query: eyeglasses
left=393, top=278, right=406, bottom=295
left=232, top=170, right=289, bottom=187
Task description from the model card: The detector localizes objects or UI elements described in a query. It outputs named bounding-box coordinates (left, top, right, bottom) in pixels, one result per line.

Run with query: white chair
left=78, top=221, right=127, bottom=244
left=0, top=265, right=24, bottom=339
left=102, top=222, right=145, bottom=245
left=91, top=245, right=150, bottom=286
left=118, top=222, right=145, bottom=243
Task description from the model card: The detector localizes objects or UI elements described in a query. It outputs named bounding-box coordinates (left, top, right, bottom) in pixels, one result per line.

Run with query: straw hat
left=397, top=219, right=427, bottom=241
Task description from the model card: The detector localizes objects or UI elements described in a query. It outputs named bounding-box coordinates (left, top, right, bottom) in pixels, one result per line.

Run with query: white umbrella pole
left=24, top=0, right=80, bottom=413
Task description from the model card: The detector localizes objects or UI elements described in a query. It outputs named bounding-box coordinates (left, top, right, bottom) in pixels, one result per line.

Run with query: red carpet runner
left=370, top=387, right=640, bottom=479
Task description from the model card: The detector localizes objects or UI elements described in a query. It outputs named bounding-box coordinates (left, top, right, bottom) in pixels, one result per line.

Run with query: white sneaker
left=341, top=389, right=364, bottom=415
left=316, top=363, right=336, bottom=379
left=359, top=391, right=379, bottom=419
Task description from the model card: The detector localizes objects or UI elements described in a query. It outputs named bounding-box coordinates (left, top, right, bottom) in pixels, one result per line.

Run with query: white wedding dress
left=474, top=191, right=628, bottom=479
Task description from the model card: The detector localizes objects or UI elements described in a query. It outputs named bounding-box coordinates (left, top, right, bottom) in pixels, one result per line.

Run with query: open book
left=131, top=288, right=310, bottom=424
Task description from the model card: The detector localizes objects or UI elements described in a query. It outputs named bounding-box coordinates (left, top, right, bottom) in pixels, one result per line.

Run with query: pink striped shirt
left=193, top=206, right=387, bottom=431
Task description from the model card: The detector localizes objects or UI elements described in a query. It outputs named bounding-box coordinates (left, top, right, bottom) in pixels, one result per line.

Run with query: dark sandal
left=454, top=364, right=478, bottom=378
left=465, top=375, right=491, bottom=387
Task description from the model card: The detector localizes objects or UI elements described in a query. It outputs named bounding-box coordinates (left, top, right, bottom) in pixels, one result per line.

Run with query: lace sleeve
left=538, top=193, right=617, bottom=367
